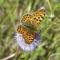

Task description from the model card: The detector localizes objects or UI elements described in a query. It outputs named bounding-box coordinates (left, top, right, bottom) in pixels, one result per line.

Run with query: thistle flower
left=15, top=32, right=41, bottom=52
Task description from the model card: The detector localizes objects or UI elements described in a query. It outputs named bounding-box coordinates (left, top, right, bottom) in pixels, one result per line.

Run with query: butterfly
left=17, top=25, right=35, bottom=44
left=21, top=8, right=45, bottom=31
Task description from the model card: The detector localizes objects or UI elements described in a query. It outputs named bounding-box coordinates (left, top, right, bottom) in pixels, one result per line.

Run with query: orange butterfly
left=16, top=8, right=45, bottom=44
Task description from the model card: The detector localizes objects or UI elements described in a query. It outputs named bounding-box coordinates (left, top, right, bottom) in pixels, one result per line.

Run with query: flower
left=15, top=32, right=41, bottom=52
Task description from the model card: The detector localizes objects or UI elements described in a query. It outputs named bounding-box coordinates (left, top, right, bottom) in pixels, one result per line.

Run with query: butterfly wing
left=32, top=9, right=45, bottom=30
left=17, top=25, right=35, bottom=44
left=22, top=14, right=32, bottom=24
left=23, top=31, right=35, bottom=44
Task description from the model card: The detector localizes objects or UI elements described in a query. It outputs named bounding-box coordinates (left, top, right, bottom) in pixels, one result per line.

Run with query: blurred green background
left=0, top=0, right=60, bottom=60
